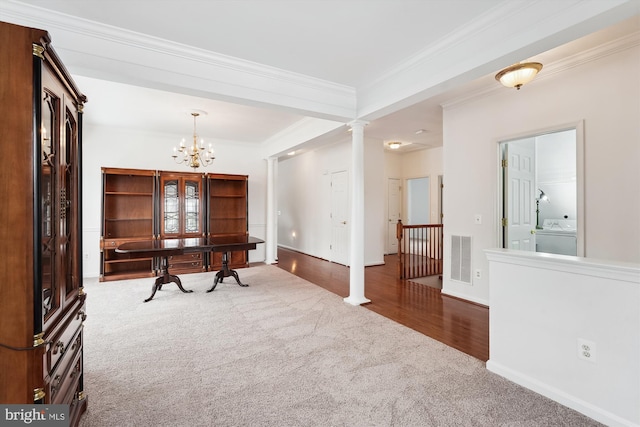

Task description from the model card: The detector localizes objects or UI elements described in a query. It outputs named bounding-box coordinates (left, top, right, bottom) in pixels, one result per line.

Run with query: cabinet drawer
left=101, top=239, right=121, bottom=249
left=50, top=346, right=82, bottom=404
left=45, top=304, right=86, bottom=375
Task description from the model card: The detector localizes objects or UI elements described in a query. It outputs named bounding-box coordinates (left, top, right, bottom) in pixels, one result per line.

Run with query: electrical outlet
left=474, top=269, right=481, bottom=280
left=577, top=338, right=596, bottom=363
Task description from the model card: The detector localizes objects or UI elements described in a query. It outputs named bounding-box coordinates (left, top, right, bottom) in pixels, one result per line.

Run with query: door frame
left=438, top=175, right=443, bottom=224
left=496, top=120, right=585, bottom=257
left=386, top=177, right=402, bottom=254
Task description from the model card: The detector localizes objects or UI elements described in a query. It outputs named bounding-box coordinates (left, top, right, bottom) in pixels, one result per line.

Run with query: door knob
left=341, top=221, right=347, bottom=225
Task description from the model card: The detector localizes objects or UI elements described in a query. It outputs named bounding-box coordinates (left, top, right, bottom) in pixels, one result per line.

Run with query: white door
left=387, top=178, right=401, bottom=254
left=504, top=139, right=536, bottom=251
left=330, top=171, right=349, bottom=265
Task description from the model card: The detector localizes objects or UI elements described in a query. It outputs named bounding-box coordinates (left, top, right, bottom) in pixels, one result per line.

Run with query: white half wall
left=81, top=124, right=268, bottom=278
left=442, top=41, right=640, bottom=305
left=486, top=249, right=640, bottom=427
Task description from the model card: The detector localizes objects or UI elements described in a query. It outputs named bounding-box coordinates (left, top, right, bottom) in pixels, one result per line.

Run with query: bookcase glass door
left=185, top=179, right=200, bottom=234
left=163, top=180, right=179, bottom=235
left=160, top=173, right=203, bottom=238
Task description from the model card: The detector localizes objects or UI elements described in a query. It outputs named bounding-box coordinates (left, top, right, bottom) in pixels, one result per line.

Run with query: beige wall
left=442, top=43, right=640, bottom=305
left=399, top=146, right=443, bottom=224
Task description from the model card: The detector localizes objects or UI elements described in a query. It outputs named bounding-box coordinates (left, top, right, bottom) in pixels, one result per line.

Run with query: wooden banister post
left=397, top=219, right=403, bottom=279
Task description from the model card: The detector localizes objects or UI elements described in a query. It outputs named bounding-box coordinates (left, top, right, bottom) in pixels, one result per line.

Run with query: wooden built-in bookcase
left=101, top=168, right=157, bottom=281
left=207, top=174, right=249, bottom=270
left=100, top=168, right=249, bottom=281
left=159, top=171, right=206, bottom=275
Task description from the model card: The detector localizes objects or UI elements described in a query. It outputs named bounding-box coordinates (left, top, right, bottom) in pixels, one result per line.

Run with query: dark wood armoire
left=0, top=21, right=88, bottom=425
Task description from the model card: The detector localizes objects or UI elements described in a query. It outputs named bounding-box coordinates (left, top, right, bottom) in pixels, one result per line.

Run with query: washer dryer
left=536, top=219, right=577, bottom=256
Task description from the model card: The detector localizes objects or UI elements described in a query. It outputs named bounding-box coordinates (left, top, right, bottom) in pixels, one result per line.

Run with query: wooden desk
left=116, top=236, right=264, bottom=302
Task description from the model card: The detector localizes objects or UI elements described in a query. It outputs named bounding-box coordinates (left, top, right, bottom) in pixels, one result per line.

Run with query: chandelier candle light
left=172, top=111, right=215, bottom=170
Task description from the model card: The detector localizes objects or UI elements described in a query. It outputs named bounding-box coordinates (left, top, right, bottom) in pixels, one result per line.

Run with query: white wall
left=81, top=124, right=268, bottom=278
left=277, top=146, right=344, bottom=259
left=364, top=139, right=386, bottom=265
left=442, top=43, right=640, bottom=305
left=277, top=137, right=386, bottom=266
left=486, top=249, right=640, bottom=427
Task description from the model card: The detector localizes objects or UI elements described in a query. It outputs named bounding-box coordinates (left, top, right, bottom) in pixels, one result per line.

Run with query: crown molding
left=441, top=29, right=640, bottom=110
left=1, top=0, right=357, bottom=120
left=362, top=0, right=532, bottom=92
left=357, top=0, right=635, bottom=119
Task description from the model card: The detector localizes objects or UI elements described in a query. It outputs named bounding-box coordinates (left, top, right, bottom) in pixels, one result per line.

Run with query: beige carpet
left=78, top=265, right=601, bottom=426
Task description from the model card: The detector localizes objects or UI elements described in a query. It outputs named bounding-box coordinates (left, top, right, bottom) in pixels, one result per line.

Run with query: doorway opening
left=499, top=123, right=584, bottom=256
left=407, top=176, right=430, bottom=225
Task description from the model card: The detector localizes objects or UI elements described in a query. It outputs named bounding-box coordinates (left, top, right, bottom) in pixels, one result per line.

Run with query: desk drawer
left=168, top=252, right=204, bottom=272
left=169, top=260, right=204, bottom=272
left=168, top=252, right=202, bottom=262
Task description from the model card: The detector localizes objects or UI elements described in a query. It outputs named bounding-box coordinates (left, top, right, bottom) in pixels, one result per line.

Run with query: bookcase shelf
left=100, top=168, right=156, bottom=281
left=207, top=174, right=249, bottom=270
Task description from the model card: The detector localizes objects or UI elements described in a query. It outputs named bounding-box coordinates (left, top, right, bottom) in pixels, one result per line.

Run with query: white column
left=344, top=120, right=370, bottom=306
left=265, top=156, right=278, bottom=264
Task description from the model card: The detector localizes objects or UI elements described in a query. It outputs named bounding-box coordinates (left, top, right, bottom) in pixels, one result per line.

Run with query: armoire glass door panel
left=63, top=110, right=78, bottom=297
left=41, top=90, right=57, bottom=319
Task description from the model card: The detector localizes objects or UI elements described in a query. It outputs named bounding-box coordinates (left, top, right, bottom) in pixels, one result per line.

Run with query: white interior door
left=387, top=178, right=401, bottom=254
left=504, top=139, right=536, bottom=251
left=330, top=171, right=349, bottom=265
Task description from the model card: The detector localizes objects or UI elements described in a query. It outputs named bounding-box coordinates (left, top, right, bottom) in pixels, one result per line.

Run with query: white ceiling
left=3, top=0, right=639, bottom=155
left=14, top=0, right=502, bottom=88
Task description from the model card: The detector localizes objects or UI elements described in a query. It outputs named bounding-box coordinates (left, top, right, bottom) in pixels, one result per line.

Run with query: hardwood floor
left=275, top=247, right=489, bottom=362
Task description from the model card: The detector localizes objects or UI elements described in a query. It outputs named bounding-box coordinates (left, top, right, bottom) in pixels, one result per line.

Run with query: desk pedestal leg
left=207, top=251, right=249, bottom=292
left=145, top=256, right=193, bottom=302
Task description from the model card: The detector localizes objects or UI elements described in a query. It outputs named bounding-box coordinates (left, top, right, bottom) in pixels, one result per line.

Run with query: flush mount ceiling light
left=495, top=62, right=543, bottom=90
left=387, top=141, right=402, bottom=150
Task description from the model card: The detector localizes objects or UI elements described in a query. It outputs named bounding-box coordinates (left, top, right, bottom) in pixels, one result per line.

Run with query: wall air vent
left=451, top=235, right=472, bottom=284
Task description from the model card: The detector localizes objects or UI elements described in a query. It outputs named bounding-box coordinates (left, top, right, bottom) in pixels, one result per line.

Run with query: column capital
left=347, top=120, right=369, bottom=131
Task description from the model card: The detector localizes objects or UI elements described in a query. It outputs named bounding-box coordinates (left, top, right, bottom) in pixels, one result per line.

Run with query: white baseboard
left=441, top=288, right=488, bottom=306
left=486, top=360, right=638, bottom=427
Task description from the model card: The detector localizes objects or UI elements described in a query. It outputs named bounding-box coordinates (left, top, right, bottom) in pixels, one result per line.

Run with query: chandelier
left=495, top=62, right=543, bottom=90
left=172, top=111, right=215, bottom=169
